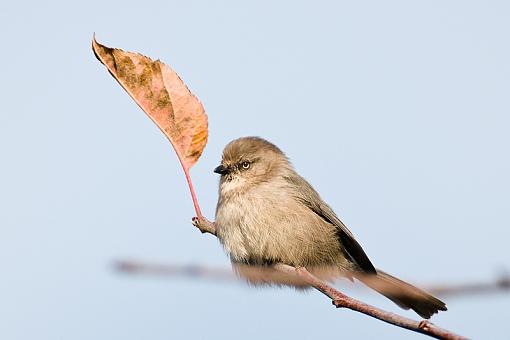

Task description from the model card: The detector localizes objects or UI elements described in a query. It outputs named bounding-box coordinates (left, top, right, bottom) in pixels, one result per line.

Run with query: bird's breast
left=214, top=184, right=344, bottom=267
left=215, top=189, right=273, bottom=263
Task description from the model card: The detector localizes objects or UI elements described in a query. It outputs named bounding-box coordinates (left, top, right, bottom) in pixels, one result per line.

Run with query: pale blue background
left=1, top=1, right=509, bottom=339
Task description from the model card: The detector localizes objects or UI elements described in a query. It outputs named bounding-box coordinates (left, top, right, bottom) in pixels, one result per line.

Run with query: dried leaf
left=92, top=36, right=208, bottom=169
left=92, top=36, right=208, bottom=217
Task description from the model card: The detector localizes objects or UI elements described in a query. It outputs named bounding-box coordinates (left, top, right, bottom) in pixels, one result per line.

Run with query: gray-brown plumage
left=214, top=136, right=447, bottom=319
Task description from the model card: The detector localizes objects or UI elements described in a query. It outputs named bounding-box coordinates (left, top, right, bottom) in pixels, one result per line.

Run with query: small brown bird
left=212, top=136, right=446, bottom=319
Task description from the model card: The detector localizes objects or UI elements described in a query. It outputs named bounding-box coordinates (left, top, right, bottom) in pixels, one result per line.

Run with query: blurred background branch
left=114, top=259, right=510, bottom=298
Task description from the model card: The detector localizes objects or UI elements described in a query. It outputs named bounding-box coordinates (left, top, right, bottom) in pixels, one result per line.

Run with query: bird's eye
left=241, top=161, right=250, bottom=169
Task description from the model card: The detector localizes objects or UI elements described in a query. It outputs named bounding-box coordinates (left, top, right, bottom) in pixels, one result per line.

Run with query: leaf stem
left=183, top=167, right=203, bottom=219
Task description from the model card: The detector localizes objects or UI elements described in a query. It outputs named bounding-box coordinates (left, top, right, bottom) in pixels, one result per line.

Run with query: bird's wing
left=285, top=174, right=377, bottom=274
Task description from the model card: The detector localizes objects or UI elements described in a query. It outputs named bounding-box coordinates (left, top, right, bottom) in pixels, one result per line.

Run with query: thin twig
left=191, top=217, right=216, bottom=235
left=117, top=216, right=469, bottom=339
left=115, top=259, right=468, bottom=338
left=272, top=264, right=467, bottom=340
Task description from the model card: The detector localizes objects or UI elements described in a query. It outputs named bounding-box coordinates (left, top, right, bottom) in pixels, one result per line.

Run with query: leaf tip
left=92, top=33, right=98, bottom=48
left=91, top=33, right=101, bottom=58
left=92, top=34, right=111, bottom=64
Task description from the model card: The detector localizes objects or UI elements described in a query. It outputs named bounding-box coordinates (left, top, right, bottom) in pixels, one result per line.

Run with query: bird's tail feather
left=356, top=269, right=447, bottom=319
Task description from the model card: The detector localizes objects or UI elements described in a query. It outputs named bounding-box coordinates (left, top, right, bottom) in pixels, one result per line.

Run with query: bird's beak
left=214, top=164, right=229, bottom=175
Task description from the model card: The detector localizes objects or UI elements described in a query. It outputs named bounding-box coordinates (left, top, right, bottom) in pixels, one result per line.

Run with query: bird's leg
left=192, top=216, right=216, bottom=236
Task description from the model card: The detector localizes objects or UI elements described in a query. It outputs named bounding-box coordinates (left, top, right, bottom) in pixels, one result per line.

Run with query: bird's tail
left=356, top=269, right=447, bottom=319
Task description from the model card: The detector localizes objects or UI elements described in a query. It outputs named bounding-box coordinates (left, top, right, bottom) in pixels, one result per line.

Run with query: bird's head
left=215, top=137, right=291, bottom=195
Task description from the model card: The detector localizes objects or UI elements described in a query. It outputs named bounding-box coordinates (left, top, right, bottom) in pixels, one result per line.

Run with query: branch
left=114, top=260, right=510, bottom=298
left=272, top=264, right=466, bottom=340
left=117, top=212, right=470, bottom=339
left=427, top=275, right=510, bottom=297
left=114, top=216, right=470, bottom=340
left=114, top=260, right=233, bottom=282
left=191, top=216, right=216, bottom=235
left=115, top=259, right=467, bottom=339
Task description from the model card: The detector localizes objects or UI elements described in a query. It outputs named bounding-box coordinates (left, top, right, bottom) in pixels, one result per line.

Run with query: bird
left=211, top=136, right=447, bottom=319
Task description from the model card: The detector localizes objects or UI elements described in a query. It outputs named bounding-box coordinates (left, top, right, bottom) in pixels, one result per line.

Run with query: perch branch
left=117, top=216, right=469, bottom=339
left=115, top=258, right=468, bottom=339
left=272, top=264, right=466, bottom=340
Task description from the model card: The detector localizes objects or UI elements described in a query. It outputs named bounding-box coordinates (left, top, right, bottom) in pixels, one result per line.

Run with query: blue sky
left=1, top=1, right=509, bottom=339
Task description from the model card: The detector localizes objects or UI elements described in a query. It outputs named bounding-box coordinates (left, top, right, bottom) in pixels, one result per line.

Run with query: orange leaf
left=92, top=36, right=208, bottom=217
left=92, top=36, right=208, bottom=170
